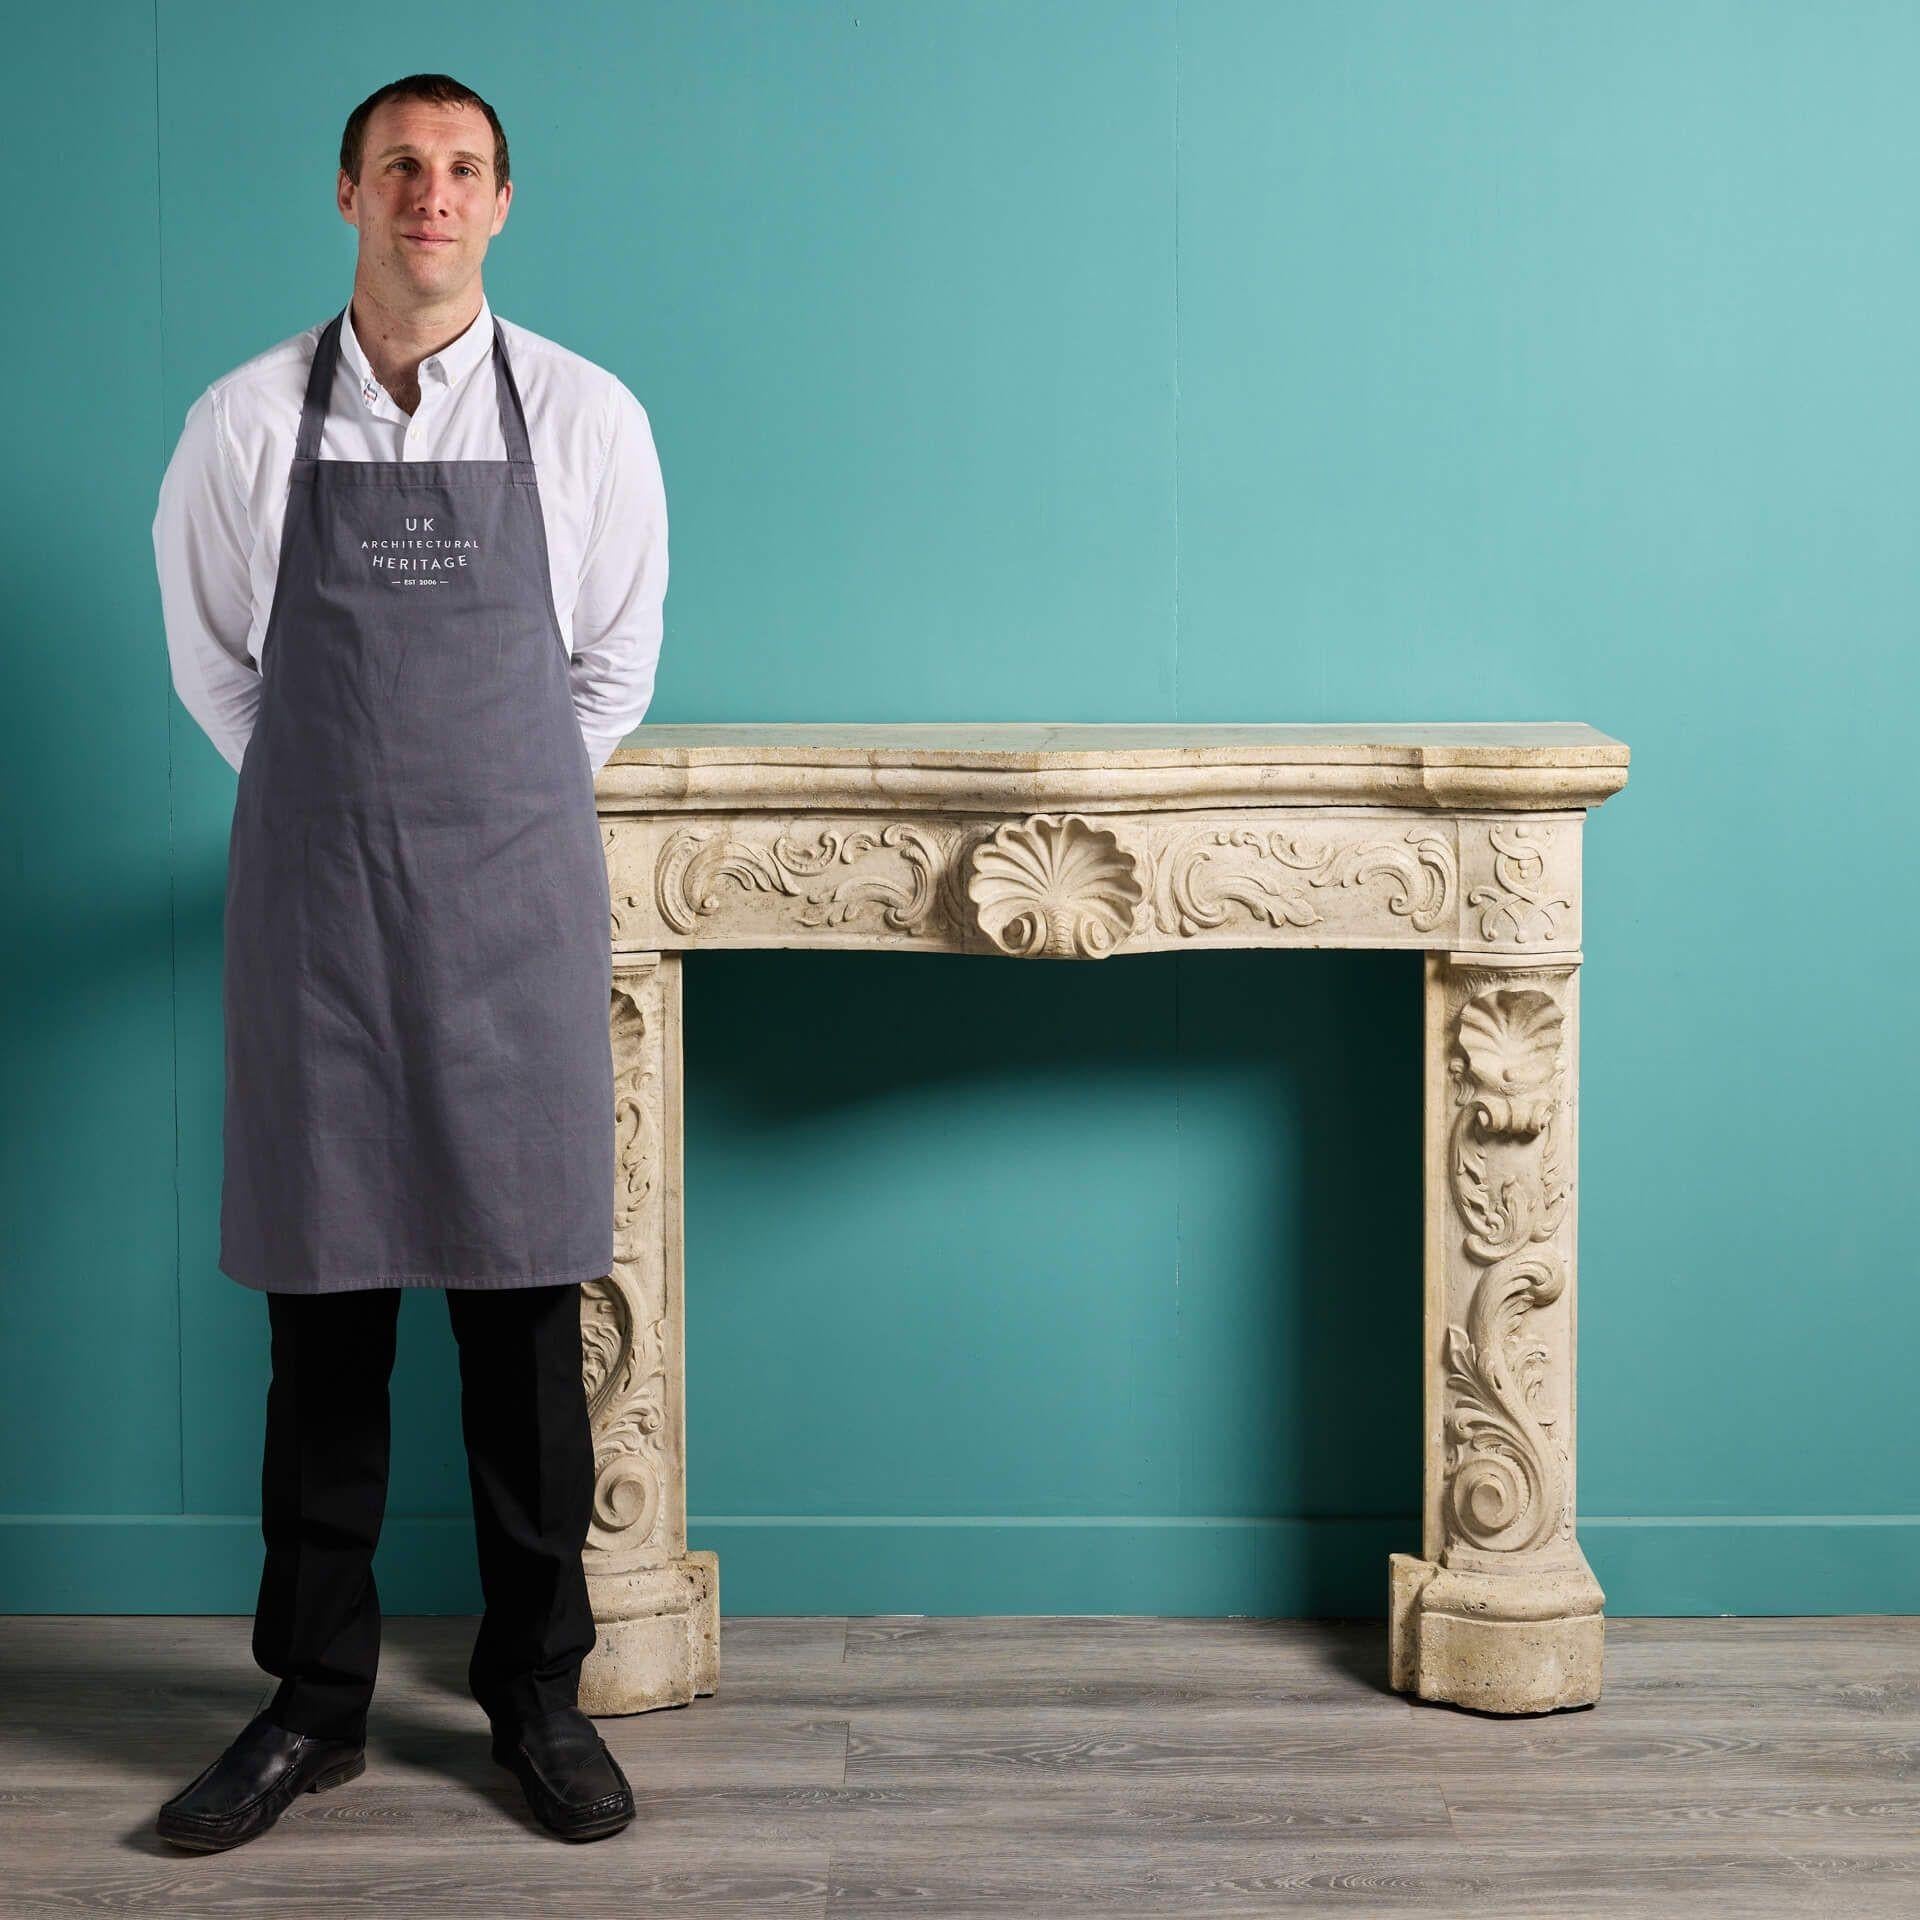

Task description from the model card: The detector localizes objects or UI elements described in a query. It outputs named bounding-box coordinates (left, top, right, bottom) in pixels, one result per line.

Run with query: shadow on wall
left=679, top=942, right=1423, bottom=1616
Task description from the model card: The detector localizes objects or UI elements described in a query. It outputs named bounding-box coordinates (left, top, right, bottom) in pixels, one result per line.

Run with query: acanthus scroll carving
left=1444, top=1251, right=1566, bottom=1556
left=1149, top=826, right=1455, bottom=937
left=652, top=822, right=962, bottom=939
left=1441, top=975, right=1574, bottom=1557
left=580, top=975, right=671, bottom=1560
left=608, top=980, right=659, bottom=1250
left=581, top=1278, right=665, bottom=1553
left=967, top=814, right=1145, bottom=958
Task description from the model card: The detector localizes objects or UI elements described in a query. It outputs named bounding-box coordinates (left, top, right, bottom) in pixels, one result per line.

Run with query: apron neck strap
left=296, top=307, right=534, bottom=464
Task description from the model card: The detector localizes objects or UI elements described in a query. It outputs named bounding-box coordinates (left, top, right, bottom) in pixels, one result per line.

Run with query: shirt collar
left=337, top=295, right=495, bottom=414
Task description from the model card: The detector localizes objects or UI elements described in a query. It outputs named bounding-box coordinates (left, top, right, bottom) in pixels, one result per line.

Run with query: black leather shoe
left=490, top=1706, right=634, bottom=1841
left=155, top=1708, right=365, bottom=1852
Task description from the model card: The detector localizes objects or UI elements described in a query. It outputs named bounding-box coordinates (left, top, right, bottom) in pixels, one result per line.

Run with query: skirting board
left=1, top=1515, right=1916, bottom=1615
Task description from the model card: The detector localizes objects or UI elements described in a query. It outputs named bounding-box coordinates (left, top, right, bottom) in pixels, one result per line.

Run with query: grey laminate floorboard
left=0, top=1615, right=1915, bottom=1916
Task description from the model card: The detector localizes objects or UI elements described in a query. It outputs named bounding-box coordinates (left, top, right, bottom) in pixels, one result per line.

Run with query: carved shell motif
left=967, top=814, right=1145, bottom=959
left=1454, top=987, right=1563, bottom=1138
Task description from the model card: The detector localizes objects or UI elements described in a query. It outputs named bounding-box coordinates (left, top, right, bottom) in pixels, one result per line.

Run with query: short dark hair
left=339, top=73, right=510, bottom=187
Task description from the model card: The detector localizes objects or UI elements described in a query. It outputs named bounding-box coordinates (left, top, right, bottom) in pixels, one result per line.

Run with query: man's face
left=338, top=97, right=511, bottom=305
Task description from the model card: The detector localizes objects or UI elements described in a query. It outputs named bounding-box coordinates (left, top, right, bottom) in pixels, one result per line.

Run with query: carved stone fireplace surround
left=573, top=724, right=1630, bottom=1719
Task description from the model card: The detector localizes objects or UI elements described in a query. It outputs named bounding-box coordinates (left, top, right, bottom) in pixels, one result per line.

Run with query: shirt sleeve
left=153, top=386, right=260, bottom=774
left=569, top=378, right=669, bottom=772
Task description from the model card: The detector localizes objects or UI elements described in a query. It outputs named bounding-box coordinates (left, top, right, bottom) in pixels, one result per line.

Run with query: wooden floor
left=2, top=1614, right=1916, bottom=1916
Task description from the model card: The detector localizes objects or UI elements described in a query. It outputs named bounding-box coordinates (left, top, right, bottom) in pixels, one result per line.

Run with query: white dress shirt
left=153, top=296, right=667, bottom=774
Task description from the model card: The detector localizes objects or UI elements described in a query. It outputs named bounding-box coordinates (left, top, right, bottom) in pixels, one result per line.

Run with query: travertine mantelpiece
left=580, top=724, right=1629, bottom=1717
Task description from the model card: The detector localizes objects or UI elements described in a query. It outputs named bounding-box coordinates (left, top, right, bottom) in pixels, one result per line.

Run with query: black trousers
left=251, top=1282, right=597, bottom=1746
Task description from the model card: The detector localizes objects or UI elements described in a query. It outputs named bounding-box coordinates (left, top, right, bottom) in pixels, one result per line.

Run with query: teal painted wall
left=4, top=0, right=1915, bottom=1616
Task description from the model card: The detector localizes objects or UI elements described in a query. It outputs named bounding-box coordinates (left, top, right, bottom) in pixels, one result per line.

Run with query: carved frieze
left=603, top=810, right=1587, bottom=956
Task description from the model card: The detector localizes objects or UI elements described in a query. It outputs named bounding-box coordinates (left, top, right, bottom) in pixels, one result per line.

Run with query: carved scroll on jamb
left=580, top=954, right=686, bottom=1577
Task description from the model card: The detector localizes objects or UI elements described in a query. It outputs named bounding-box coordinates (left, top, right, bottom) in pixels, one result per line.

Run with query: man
left=149, top=73, right=667, bottom=1848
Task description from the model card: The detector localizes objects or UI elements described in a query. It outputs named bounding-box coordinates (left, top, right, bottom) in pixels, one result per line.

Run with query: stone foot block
left=1389, top=1550, right=1604, bottom=1714
left=579, top=1550, right=720, bottom=1715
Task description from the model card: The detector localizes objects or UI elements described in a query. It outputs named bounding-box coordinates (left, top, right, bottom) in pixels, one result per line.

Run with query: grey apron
left=219, top=309, right=615, bottom=1293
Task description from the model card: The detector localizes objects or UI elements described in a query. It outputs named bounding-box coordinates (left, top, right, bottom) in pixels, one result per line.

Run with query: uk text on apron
left=219, top=309, right=615, bottom=1293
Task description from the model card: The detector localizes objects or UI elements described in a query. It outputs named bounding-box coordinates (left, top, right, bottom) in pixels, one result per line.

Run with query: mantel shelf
left=598, top=722, right=1630, bottom=814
